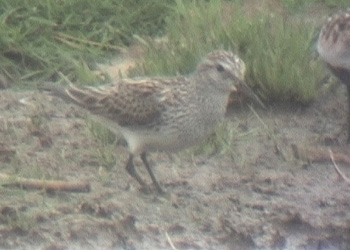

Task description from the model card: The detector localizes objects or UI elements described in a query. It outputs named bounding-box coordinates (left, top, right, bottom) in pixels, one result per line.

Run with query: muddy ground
left=0, top=75, right=349, bottom=250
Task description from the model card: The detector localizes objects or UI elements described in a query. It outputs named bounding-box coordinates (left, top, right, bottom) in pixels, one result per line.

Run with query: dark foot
left=140, top=153, right=165, bottom=194
left=125, top=154, right=149, bottom=190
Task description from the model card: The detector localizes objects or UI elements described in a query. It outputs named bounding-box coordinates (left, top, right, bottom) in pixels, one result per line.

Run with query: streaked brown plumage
left=43, top=50, right=250, bottom=193
left=318, top=9, right=350, bottom=143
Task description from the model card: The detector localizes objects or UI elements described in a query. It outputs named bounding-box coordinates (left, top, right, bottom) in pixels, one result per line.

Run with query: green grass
left=0, top=0, right=173, bottom=87
left=0, top=0, right=339, bottom=101
left=132, top=0, right=325, bottom=104
left=130, top=0, right=234, bottom=77
left=244, top=14, right=325, bottom=103
left=85, top=119, right=119, bottom=170
left=281, top=0, right=348, bottom=13
left=320, top=0, right=349, bottom=7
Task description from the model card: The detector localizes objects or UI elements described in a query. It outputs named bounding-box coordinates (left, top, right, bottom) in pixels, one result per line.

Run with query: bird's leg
left=347, top=85, right=350, bottom=143
left=140, top=152, right=164, bottom=194
left=125, top=154, right=149, bottom=190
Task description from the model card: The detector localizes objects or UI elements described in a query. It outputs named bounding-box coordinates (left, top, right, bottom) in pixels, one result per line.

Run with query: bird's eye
left=216, top=64, right=225, bottom=72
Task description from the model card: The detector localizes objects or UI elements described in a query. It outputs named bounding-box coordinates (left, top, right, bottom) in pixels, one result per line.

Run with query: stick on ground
left=0, top=173, right=91, bottom=192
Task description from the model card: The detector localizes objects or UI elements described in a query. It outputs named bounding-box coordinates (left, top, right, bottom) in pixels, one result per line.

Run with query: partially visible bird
left=41, top=50, right=256, bottom=193
left=318, top=9, right=350, bottom=143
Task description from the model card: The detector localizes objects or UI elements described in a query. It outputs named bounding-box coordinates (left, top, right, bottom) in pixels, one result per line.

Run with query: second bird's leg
left=125, top=154, right=149, bottom=190
left=140, top=152, right=164, bottom=194
left=347, top=86, right=350, bottom=143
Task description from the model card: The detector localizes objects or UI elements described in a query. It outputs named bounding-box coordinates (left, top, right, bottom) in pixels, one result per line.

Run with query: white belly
left=120, top=127, right=208, bottom=155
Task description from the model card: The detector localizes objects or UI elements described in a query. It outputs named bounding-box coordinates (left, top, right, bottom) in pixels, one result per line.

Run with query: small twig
left=165, top=232, right=178, bottom=250
left=0, top=173, right=91, bottom=192
left=329, top=149, right=350, bottom=184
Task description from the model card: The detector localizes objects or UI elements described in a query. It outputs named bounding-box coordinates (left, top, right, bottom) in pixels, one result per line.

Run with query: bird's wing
left=63, top=79, right=164, bottom=127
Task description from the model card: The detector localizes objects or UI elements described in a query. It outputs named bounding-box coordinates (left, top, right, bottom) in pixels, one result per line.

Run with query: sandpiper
left=43, top=50, right=253, bottom=193
left=317, top=9, right=350, bottom=143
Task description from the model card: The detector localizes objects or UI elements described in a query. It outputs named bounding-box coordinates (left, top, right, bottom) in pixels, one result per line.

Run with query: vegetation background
left=0, top=1, right=350, bottom=249
left=0, top=0, right=347, bottom=102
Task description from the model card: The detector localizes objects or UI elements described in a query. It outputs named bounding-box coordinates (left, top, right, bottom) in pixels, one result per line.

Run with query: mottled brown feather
left=63, top=77, right=191, bottom=127
left=65, top=81, right=162, bottom=127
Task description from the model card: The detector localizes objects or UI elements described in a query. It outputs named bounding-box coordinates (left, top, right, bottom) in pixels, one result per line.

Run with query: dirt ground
left=0, top=73, right=350, bottom=250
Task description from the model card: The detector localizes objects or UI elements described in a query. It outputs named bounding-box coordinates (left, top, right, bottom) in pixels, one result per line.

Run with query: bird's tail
left=37, top=81, right=98, bottom=108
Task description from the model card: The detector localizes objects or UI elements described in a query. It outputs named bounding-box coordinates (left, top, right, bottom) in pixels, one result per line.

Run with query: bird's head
left=195, top=50, right=246, bottom=93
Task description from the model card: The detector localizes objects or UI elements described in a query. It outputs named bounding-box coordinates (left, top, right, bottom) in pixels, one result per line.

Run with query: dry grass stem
left=165, top=232, right=178, bottom=250
left=329, top=149, right=350, bottom=184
